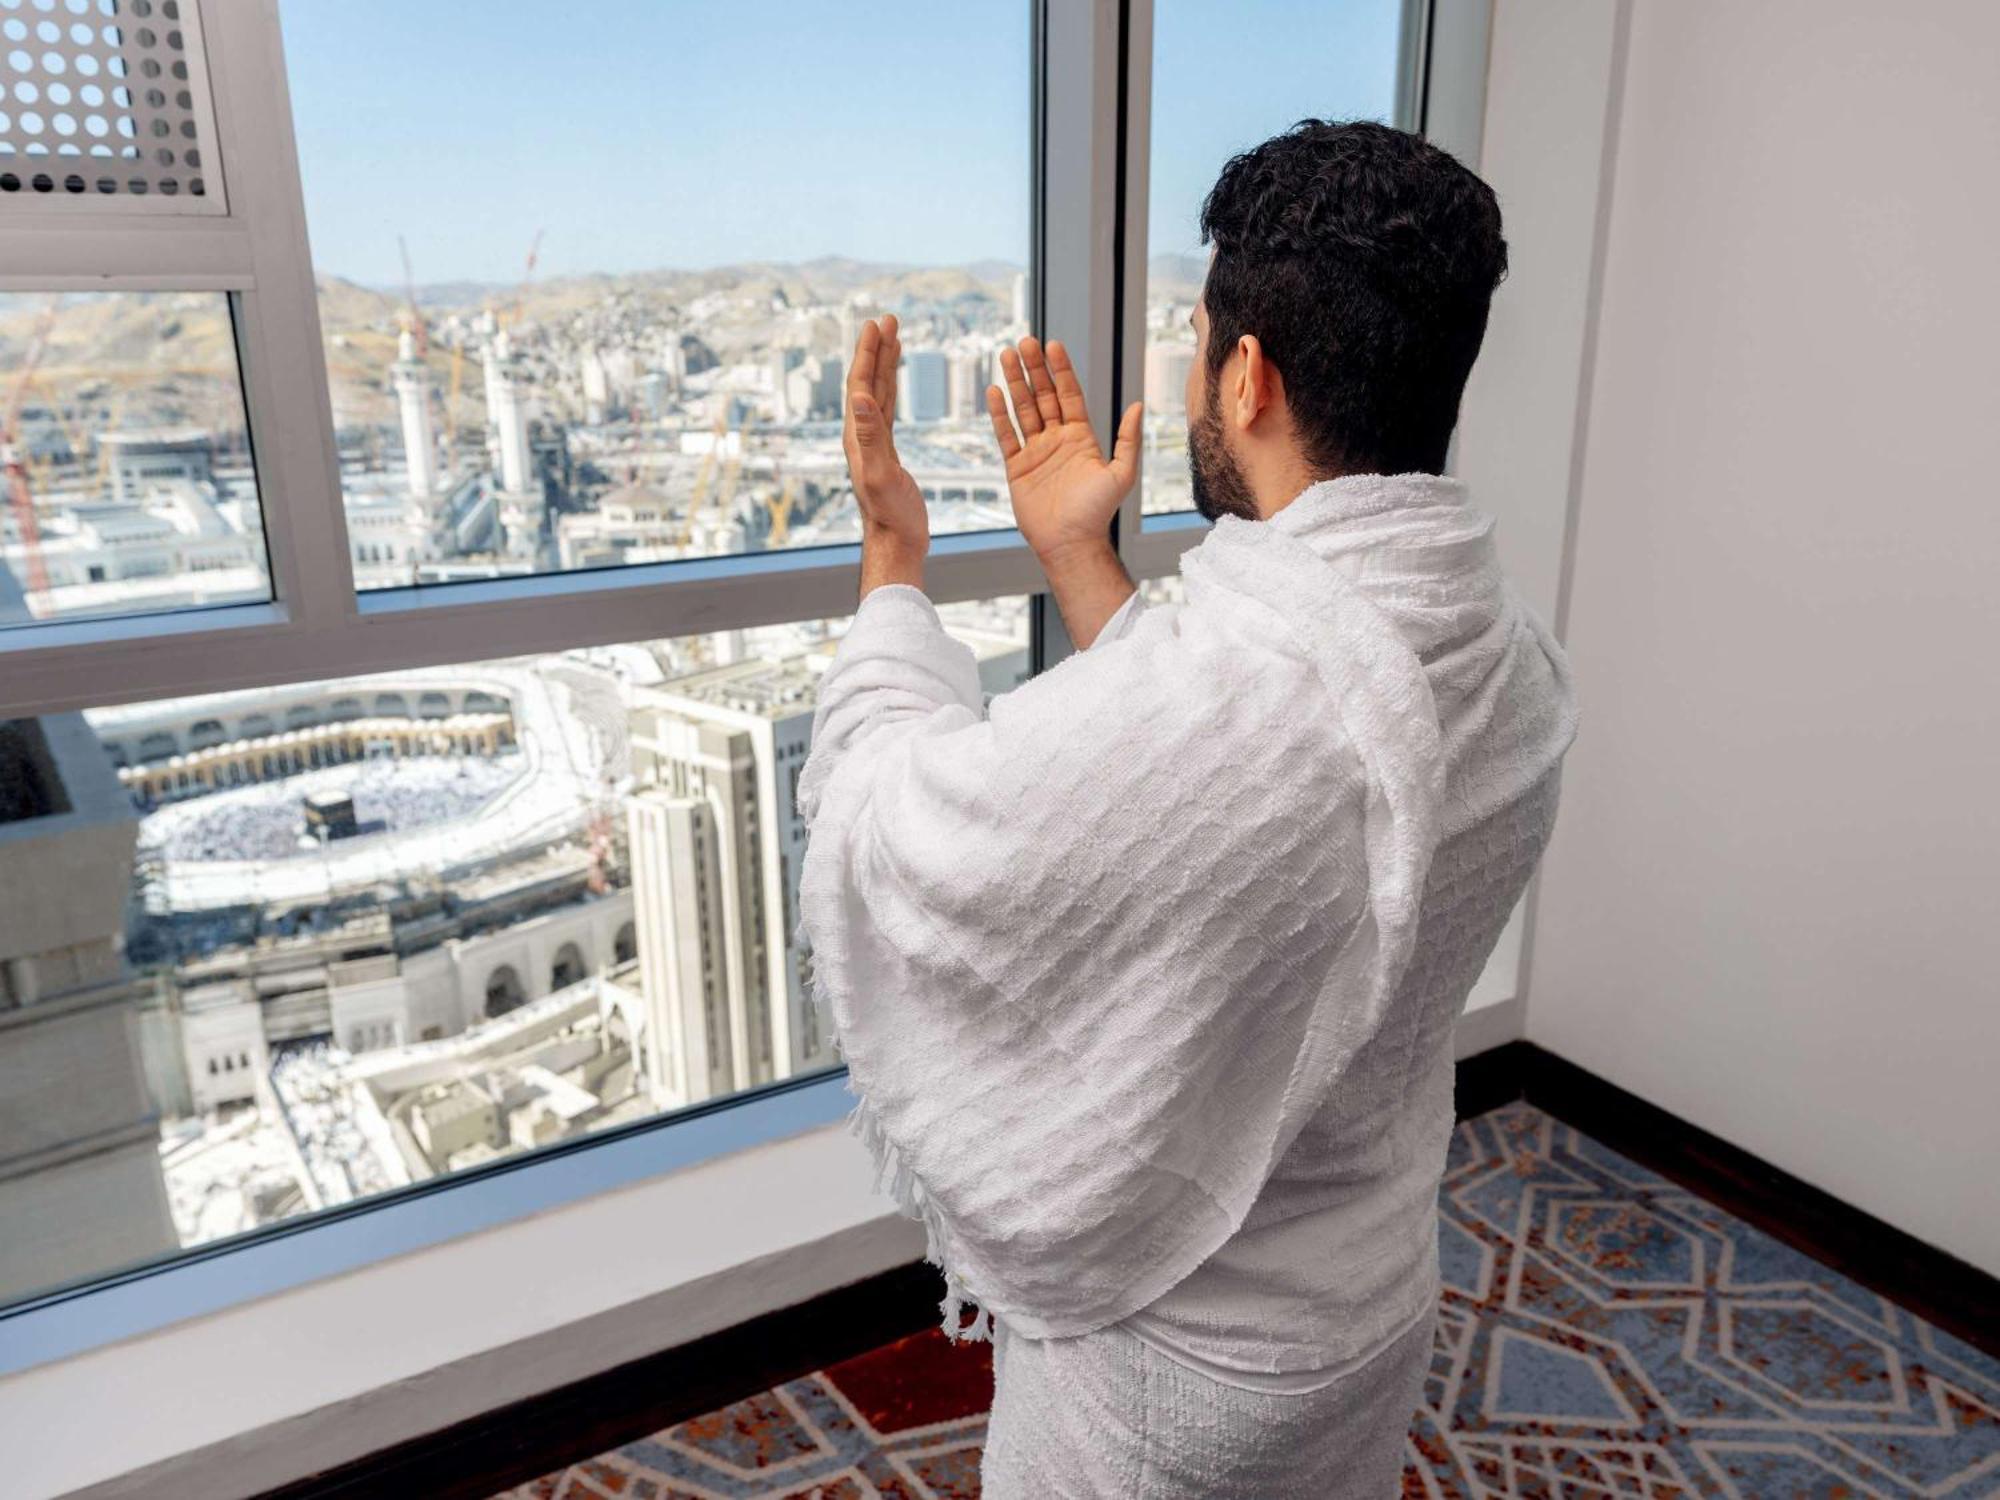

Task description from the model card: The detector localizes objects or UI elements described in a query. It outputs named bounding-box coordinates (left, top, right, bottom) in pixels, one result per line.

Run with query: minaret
left=474, top=311, right=505, bottom=473
left=391, top=325, right=435, bottom=500
left=486, top=330, right=534, bottom=496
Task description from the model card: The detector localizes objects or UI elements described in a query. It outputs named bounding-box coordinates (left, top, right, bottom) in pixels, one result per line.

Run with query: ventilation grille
left=0, top=0, right=224, bottom=213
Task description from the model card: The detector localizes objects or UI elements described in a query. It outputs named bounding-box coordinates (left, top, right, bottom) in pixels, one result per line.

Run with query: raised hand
left=843, top=314, right=928, bottom=553
left=986, top=336, right=1143, bottom=561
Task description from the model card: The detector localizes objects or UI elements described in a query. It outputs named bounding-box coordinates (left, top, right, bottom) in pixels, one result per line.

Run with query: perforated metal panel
left=0, top=0, right=224, bottom=213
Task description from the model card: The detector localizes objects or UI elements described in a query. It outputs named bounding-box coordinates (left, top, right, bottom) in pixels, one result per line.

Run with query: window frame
left=0, top=0, right=1492, bottom=1366
left=0, top=0, right=1056, bottom=719
left=1112, top=0, right=1453, bottom=582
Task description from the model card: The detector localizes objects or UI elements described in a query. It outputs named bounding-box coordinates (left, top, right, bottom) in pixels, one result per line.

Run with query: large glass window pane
left=0, top=291, right=272, bottom=625
left=1140, top=1, right=1404, bottom=516
left=282, top=2, right=1031, bottom=591
left=0, top=587, right=1028, bottom=1303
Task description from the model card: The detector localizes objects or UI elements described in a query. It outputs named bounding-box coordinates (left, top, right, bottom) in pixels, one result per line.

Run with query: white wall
left=1525, top=0, right=2000, bottom=1275
left=1449, top=0, right=1629, bottom=1021
left=1454, top=0, right=1625, bottom=630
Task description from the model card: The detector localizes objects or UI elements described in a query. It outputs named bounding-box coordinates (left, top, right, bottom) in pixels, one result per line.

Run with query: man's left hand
left=844, top=316, right=930, bottom=589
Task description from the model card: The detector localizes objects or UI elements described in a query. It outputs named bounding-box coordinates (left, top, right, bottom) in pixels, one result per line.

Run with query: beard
left=1187, top=383, right=1258, bottom=522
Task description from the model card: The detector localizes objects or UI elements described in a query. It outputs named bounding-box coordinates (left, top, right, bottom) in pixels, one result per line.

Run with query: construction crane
left=768, top=473, right=799, bottom=547
left=3, top=295, right=65, bottom=604
left=678, top=424, right=721, bottom=548
left=675, top=410, right=744, bottom=550
left=397, top=235, right=428, bottom=359
left=499, top=228, right=545, bottom=331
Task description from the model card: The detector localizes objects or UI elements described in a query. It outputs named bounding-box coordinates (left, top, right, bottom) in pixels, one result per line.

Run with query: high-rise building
left=626, top=659, right=823, bottom=1108
left=1145, top=341, right=1198, bottom=418
left=768, top=348, right=805, bottom=424
left=896, top=350, right=950, bottom=424
left=0, top=589, right=176, bottom=1297
left=623, top=623, right=1030, bottom=1110
left=949, top=348, right=992, bottom=420
left=783, top=355, right=843, bottom=423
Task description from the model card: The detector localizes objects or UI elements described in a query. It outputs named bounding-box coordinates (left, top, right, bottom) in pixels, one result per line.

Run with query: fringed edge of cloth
left=803, top=920, right=996, bottom=1346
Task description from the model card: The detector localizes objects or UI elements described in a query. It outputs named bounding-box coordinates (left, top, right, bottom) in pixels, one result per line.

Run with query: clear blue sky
left=283, top=0, right=1400, bottom=287
left=1149, top=0, right=1402, bottom=260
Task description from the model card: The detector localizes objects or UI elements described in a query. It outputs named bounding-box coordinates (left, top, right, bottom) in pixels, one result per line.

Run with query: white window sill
left=0, top=1075, right=919, bottom=1500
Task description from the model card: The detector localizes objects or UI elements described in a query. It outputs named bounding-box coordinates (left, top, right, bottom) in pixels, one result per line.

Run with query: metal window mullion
left=198, top=0, right=353, bottom=636
left=1125, top=513, right=1206, bottom=581
left=1038, top=0, right=1121, bottom=452
left=1033, top=0, right=1124, bottom=665
left=1112, top=0, right=1210, bottom=586
left=1116, top=0, right=1484, bottom=575
left=1111, top=0, right=1205, bottom=586
left=1422, top=0, right=1495, bottom=167
left=0, top=225, right=256, bottom=288
left=1111, top=0, right=1159, bottom=580
left=0, top=0, right=1059, bottom=722
left=0, top=535, right=1052, bottom=718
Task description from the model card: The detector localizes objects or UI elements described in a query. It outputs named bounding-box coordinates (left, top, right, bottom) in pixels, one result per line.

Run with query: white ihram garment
left=797, top=474, right=1576, bottom=1496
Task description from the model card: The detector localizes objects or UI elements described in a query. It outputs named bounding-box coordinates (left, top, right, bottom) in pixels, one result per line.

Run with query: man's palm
left=843, top=314, right=929, bottom=546
left=987, top=337, right=1143, bottom=557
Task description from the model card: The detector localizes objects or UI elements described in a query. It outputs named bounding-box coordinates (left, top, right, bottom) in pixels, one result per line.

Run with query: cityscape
left=0, top=545, right=1030, bottom=1297
left=0, top=252, right=1204, bottom=628
left=0, top=230, right=1221, bottom=1295
left=0, top=245, right=1209, bottom=1302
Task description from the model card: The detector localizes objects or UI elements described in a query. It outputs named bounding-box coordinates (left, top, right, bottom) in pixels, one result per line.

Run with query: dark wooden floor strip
left=256, top=1259, right=946, bottom=1500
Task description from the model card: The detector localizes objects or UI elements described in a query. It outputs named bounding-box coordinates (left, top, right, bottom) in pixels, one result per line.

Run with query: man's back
left=799, top=471, right=1575, bottom=1355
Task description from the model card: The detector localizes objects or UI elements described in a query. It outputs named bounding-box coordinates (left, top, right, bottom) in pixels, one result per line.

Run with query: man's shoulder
left=987, top=602, right=1346, bottom=765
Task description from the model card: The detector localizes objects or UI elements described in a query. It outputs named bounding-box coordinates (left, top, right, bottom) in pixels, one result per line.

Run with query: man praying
left=797, top=121, right=1576, bottom=1498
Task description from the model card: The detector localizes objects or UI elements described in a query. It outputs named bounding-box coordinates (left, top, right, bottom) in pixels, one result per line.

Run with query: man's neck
left=1249, top=455, right=1346, bottom=521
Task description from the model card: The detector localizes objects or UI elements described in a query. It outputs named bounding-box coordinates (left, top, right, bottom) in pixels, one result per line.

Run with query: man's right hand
left=986, top=336, right=1142, bottom=647
left=986, top=336, right=1143, bottom=563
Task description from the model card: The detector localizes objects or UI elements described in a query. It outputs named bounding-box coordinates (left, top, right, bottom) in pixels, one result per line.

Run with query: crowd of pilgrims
left=136, top=753, right=524, bottom=863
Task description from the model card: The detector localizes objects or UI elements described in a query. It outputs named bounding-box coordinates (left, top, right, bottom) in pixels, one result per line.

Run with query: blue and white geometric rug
left=498, top=1103, right=2000, bottom=1498
left=1410, top=1102, right=1999, bottom=1497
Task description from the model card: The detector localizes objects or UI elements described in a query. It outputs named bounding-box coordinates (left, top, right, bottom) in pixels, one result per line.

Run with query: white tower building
left=623, top=625, right=1029, bottom=1108
left=486, top=331, right=535, bottom=497
left=896, top=350, right=950, bottom=424
left=475, top=313, right=506, bottom=476
left=950, top=348, right=991, bottom=419
left=390, top=326, right=436, bottom=500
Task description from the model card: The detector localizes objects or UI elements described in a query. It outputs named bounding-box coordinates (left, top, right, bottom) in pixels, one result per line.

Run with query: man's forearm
left=859, top=526, right=927, bottom=598
left=1039, top=538, right=1136, bottom=649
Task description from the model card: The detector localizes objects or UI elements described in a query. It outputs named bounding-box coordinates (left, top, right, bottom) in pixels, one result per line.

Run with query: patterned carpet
left=496, top=1103, right=1999, bottom=1498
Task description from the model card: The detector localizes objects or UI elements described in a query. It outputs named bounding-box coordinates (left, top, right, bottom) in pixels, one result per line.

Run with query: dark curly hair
left=1198, top=119, right=1507, bottom=477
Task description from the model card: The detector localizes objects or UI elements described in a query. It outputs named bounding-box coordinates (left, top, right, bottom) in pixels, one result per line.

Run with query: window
left=0, top=597, right=1027, bottom=1301
left=0, top=0, right=1443, bottom=1344
left=281, top=1, right=1031, bottom=592
left=0, top=292, right=271, bottom=625
left=1135, top=0, right=1407, bottom=519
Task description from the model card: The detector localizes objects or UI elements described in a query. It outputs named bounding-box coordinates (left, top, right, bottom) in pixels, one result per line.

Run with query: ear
left=1228, top=335, right=1282, bottom=433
